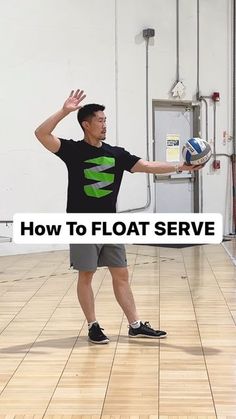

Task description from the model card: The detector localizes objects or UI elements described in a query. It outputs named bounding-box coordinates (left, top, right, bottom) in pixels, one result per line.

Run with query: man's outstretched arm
left=131, top=159, right=202, bottom=174
left=34, top=89, right=86, bottom=153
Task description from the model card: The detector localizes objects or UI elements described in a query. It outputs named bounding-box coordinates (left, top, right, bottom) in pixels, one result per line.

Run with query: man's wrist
left=61, top=107, right=71, bottom=117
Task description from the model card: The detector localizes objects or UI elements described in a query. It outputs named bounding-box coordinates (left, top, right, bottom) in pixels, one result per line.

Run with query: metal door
left=153, top=101, right=199, bottom=213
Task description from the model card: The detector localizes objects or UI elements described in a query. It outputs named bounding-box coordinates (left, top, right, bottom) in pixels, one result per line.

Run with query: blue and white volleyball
left=182, top=138, right=212, bottom=165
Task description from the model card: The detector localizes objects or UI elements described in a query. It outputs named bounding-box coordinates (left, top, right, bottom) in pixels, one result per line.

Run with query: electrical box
left=211, top=92, right=220, bottom=102
left=213, top=160, right=220, bottom=170
left=143, top=28, right=155, bottom=38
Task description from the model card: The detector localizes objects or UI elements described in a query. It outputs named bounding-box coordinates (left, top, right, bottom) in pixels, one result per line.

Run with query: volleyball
left=182, top=138, right=212, bottom=165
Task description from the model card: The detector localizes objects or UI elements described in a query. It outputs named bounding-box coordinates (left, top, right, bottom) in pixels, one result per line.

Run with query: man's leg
left=70, top=244, right=101, bottom=323
left=70, top=244, right=110, bottom=344
left=109, top=266, right=167, bottom=339
left=109, top=266, right=139, bottom=324
left=99, top=245, right=139, bottom=323
left=77, top=270, right=96, bottom=323
left=77, top=270, right=109, bottom=344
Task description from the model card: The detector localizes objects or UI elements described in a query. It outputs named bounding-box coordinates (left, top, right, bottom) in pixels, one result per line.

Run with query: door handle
left=154, top=173, right=194, bottom=181
left=170, top=173, right=193, bottom=179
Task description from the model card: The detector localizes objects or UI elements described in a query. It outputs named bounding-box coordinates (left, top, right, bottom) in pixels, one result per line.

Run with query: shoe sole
left=88, top=338, right=110, bottom=344
left=128, top=334, right=167, bottom=339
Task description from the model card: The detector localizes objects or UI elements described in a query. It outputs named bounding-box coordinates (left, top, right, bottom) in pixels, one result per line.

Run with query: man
left=35, top=89, right=201, bottom=344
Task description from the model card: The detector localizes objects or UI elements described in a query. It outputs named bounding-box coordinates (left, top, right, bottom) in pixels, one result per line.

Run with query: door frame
left=152, top=100, right=201, bottom=213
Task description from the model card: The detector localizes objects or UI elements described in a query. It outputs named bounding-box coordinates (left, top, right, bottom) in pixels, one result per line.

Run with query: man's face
left=83, top=111, right=107, bottom=140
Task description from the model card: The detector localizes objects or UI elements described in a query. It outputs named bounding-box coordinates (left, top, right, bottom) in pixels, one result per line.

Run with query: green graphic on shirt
left=84, top=156, right=115, bottom=198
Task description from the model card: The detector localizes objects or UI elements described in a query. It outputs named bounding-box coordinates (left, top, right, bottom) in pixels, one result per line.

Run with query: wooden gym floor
left=0, top=241, right=236, bottom=418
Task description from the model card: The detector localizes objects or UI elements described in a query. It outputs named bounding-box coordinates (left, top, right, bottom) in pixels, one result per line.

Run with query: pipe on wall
left=232, top=0, right=236, bottom=233
left=121, top=32, right=152, bottom=213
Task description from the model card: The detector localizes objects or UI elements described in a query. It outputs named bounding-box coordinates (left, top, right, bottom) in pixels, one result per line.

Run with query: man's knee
left=109, top=267, right=129, bottom=283
left=78, top=270, right=96, bottom=282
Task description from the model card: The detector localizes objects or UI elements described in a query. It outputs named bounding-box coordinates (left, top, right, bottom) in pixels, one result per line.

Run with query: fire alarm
left=212, top=92, right=220, bottom=102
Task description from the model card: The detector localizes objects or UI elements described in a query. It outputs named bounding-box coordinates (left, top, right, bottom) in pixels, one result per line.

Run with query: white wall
left=0, top=0, right=234, bottom=254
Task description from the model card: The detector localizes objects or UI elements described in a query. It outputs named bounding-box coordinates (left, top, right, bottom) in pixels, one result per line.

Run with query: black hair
left=77, top=103, right=105, bottom=131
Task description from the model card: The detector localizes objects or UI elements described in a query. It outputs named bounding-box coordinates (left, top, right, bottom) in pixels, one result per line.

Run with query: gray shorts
left=70, top=244, right=127, bottom=271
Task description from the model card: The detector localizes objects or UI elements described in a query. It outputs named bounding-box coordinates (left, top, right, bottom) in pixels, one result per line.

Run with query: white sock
left=130, top=320, right=141, bottom=329
left=88, top=321, right=97, bottom=329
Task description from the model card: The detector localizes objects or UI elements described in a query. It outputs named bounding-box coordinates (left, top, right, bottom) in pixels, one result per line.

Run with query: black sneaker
left=128, top=321, right=167, bottom=339
left=88, top=322, right=109, bottom=344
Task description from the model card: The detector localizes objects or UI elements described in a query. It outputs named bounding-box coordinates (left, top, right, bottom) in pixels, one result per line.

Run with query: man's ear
left=82, top=120, right=89, bottom=131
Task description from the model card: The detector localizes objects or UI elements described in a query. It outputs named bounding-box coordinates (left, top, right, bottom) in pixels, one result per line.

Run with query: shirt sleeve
left=119, top=148, right=141, bottom=172
left=54, top=138, right=75, bottom=164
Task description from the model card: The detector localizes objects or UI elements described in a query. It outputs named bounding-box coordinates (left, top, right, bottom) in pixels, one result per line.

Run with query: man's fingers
left=76, top=96, right=86, bottom=107
left=77, top=90, right=85, bottom=99
left=69, top=89, right=82, bottom=98
left=74, top=89, right=85, bottom=97
left=78, top=93, right=86, bottom=103
left=182, top=162, right=203, bottom=171
left=72, top=89, right=86, bottom=102
left=74, top=89, right=81, bottom=97
left=65, top=89, right=86, bottom=110
left=191, top=165, right=203, bottom=171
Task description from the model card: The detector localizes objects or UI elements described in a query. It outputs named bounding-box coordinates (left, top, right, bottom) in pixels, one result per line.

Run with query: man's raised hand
left=63, top=89, right=86, bottom=113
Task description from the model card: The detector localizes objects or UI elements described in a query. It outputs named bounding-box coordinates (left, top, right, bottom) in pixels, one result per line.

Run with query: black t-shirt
left=54, top=139, right=141, bottom=213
